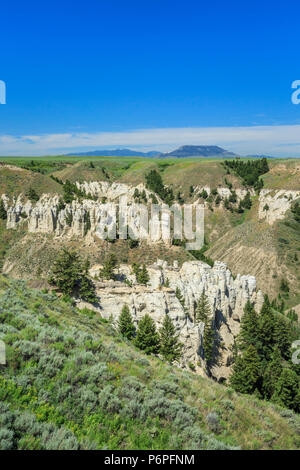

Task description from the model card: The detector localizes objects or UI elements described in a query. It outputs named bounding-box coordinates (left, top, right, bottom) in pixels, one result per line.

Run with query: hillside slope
left=207, top=206, right=300, bottom=308
left=0, top=164, right=62, bottom=196
left=0, top=276, right=300, bottom=450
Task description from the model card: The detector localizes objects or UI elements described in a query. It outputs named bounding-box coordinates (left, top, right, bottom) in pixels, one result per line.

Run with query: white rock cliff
left=79, top=259, right=264, bottom=381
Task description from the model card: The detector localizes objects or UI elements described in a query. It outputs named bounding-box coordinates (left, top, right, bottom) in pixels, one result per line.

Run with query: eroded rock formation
left=79, top=259, right=264, bottom=381
left=258, top=189, right=300, bottom=225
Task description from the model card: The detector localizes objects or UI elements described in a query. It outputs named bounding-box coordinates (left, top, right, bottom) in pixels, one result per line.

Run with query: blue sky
left=1, top=1, right=300, bottom=156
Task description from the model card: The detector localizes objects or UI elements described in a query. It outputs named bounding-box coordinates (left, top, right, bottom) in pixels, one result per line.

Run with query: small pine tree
left=230, top=345, right=261, bottom=395
left=257, top=296, right=276, bottom=361
left=241, top=192, right=252, bottom=210
left=272, top=368, right=300, bottom=412
left=133, top=263, right=150, bottom=285
left=262, top=346, right=283, bottom=399
left=150, top=193, right=158, bottom=204
left=287, top=309, right=298, bottom=322
left=273, top=314, right=292, bottom=360
left=57, top=198, right=66, bottom=212
left=175, top=287, right=185, bottom=308
left=135, top=314, right=160, bottom=354
left=128, top=238, right=139, bottom=249
left=79, top=274, right=98, bottom=303
left=196, top=292, right=211, bottom=323
left=195, top=293, right=214, bottom=364
left=280, top=278, right=289, bottom=293
left=49, top=248, right=82, bottom=295
left=0, top=199, right=7, bottom=220
left=139, top=264, right=149, bottom=285
left=63, top=179, right=75, bottom=203
left=159, top=314, right=183, bottom=363
left=100, top=254, right=117, bottom=280
left=83, top=211, right=91, bottom=236
left=133, top=188, right=140, bottom=199
left=118, top=304, right=136, bottom=340
left=238, top=300, right=260, bottom=351
left=26, top=187, right=39, bottom=202
left=200, top=189, right=208, bottom=199
left=49, top=248, right=97, bottom=302
left=65, top=211, right=73, bottom=226
left=203, top=318, right=214, bottom=366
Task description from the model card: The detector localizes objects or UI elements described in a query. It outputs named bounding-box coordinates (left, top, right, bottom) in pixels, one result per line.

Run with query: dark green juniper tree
left=132, top=263, right=150, bottom=285
left=118, top=304, right=136, bottom=340
left=272, top=368, right=300, bottom=412
left=139, top=264, right=150, bottom=285
left=0, top=199, right=7, bottom=220
left=159, top=314, right=183, bottom=363
left=26, top=187, right=39, bottom=202
left=135, top=314, right=160, bottom=355
left=196, top=292, right=211, bottom=323
left=196, top=292, right=214, bottom=365
left=100, top=254, right=117, bottom=280
left=175, top=287, right=185, bottom=308
left=261, top=346, right=283, bottom=399
left=49, top=248, right=97, bottom=302
left=230, top=345, right=261, bottom=395
left=238, top=300, right=260, bottom=351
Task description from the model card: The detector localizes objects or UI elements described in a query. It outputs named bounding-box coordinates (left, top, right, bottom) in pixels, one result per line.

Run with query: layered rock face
left=3, top=184, right=206, bottom=250
left=2, top=181, right=257, bottom=239
left=81, top=259, right=264, bottom=381
left=4, top=181, right=300, bottom=237
left=258, top=189, right=300, bottom=225
left=4, top=189, right=168, bottom=242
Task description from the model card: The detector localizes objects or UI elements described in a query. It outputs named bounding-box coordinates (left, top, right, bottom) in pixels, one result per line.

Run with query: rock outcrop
left=194, top=186, right=255, bottom=201
left=258, top=189, right=300, bottom=225
left=4, top=181, right=300, bottom=236
left=5, top=192, right=169, bottom=242
left=79, top=259, right=264, bottom=381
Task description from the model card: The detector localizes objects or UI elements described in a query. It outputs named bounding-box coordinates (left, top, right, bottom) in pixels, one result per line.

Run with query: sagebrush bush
left=206, top=411, right=221, bottom=434
left=0, top=428, right=14, bottom=450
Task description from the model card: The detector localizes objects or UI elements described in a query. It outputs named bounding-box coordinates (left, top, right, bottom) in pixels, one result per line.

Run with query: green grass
left=0, top=275, right=300, bottom=450
left=262, top=159, right=300, bottom=190
left=0, top=156, right=240, bottom=195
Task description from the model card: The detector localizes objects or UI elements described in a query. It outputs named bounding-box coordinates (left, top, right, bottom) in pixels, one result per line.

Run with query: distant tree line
left=224, top=158, right=269, bottom=189
left=145, top=170, right=174, bottom=205
left=62, top=180, right=97, bottom=204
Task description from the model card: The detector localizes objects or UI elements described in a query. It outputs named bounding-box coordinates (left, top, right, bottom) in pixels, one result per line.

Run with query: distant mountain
left=65, top=149, right=161, bottom=157
left=159, top=145, right=238, bottom=158
left=65, top=145, right=241, bottom=158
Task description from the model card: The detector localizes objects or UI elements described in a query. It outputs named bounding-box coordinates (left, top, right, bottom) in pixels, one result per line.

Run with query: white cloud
left=1, top=125, right=300, bottom=156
